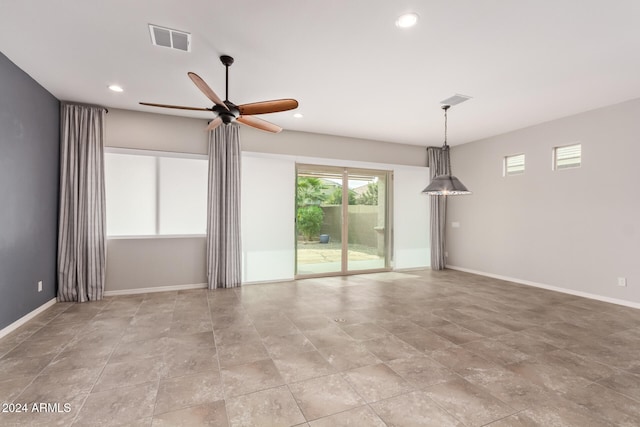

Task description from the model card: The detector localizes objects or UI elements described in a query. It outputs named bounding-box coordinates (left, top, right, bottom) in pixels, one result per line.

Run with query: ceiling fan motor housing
left=215, top=101, right=239, bottom=124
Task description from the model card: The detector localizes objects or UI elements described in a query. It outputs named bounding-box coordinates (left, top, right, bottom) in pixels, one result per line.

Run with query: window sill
left=107, top=234, right=206, bottom=240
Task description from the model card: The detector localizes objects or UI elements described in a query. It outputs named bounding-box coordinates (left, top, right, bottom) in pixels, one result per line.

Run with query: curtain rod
left=60, top=101, right=108, bottom=113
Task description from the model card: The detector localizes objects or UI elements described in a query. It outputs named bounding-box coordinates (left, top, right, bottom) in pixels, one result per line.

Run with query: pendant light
left=422, top=105, right=471, bottom=196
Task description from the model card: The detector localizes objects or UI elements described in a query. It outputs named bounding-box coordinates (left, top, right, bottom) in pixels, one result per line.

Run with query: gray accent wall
left=0, top=52, right=59, bottom=329
left=447, top=98, right=640, bottom=305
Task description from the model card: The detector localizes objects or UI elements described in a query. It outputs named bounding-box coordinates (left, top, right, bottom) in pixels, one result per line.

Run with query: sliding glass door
left=295, top=165, right=391, bottom=277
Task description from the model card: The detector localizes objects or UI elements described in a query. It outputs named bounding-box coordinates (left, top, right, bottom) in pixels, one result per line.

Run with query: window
left=105, top=149, right=208, bottom=237
left=554, top=143, right=581, bottom=170
left=504, top=154, right=525, bottom=176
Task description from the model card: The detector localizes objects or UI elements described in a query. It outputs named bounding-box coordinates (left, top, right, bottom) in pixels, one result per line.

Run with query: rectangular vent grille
left=504, top=154, right=525, bottom=176
left=554, top=143, right=581, bottom=170
left=149, top=24, right=191, bottom=52
left=440, top=94, right=472, bottom=106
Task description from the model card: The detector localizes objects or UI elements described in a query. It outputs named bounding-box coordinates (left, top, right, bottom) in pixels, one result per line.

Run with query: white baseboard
left=242, top=278, right=295, bottom=286
left=446, top=265, right=640, bottom=310
left=104, top=283, right=207, bottom=296
left=0, top=298, right=57, bottom=339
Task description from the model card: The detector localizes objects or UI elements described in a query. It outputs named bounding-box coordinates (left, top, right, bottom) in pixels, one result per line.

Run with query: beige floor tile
left=340, top=322, right=389, bottom=341
left=225, top=385, right=305, bottom=427
left=375, top=318, right=426, bottom=335
left=598, top=369, right=640, bottom=401
left=408, top=313, right=451, bottom=329
left=487, top=400, right=616, bottom=427
left=3, top=335, right=71, bottom=359
left=371, top=390, right=464, bottom=426
left=562, top=383, right=640, bottom=426
left=273, top=350, right=335, bottom=383
left=152, top=401, right=228, bottom=427
left=0, top=355, right=55, bottom=381
left=154, top=371, right=224, bottom=415
left=429, top=323, right=485, bottom=345
left=457, top=319, right=513, bottom=337
left=217, top=341, right=270, bottom=369
left=261, top=333, right=315, bottom=358
left=464, top=366, right=554, bottom=411
left=0, top=374, right=37, bottom=403
left=253, top=318, right=300, bottom=338
left=396, top=329, right=457, bottom=353
left=507, top=358, right=593, bottom=394
left=169, top=317, right=213, bottom=336
left=361, top=335, right=423, bottom=361
left=44, top=346, right=113, bottom=374
left=493, top=332, right=559, bottom=356
left=17, top=367, right=100, bottom=403
left=303, top=327, right=354, bottom=349
left=110, top=336, right=169, bottom=364
left=93, top=357, right=166, bottom=392
left=343, top=363, right=414, bottom=403
left=289, top=373, right=364, bottom=420
left=317, top=341, right=380, bottom=372
left=538, top=349, right=614, bottom=381
left=430, top=345, right=500, bottom=377
left=308, top=405, right=386, bottom=427
left=163, top=347, right=218, bottom=378
left=221, top=358, right=284, bottom=397
left=462, top=339, right=531, bottom=366
left=386, top=355, right=458, bottom=389
left=73, top=382, right=158, bottom=426
left=423, top=378, right=515, bottom=426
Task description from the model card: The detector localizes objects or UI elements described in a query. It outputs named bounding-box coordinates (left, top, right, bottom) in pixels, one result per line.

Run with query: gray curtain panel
left=426, top=147, right=449, bottom=270
left=57, top=103, right=107, bottom=302
left=207, top=124, right=242, bottom=289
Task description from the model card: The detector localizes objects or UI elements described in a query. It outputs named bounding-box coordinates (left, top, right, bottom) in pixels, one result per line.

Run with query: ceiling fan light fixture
left=293, top=113, right=303, bottom=118
left=108, top=84, right=124, bottom=92
left=396, top=13, right=419, bottom=28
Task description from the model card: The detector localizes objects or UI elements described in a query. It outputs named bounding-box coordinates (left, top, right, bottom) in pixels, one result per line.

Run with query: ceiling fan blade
left=187, top=72, right=228, bottom=110
left=238, top=99, right=299, bottom=115
left=139, top=102, right=211, bottom=111
left=206, top=117, right=223, bottom=132
left=237, top=115, right=282, bottom=133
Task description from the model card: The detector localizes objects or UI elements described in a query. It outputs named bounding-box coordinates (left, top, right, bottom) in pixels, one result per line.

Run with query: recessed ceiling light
left=293, top=113, right=303, bottom=118
left=395, top=13, right=419, bottom=28
left=108, top=84, right=124, bottom=92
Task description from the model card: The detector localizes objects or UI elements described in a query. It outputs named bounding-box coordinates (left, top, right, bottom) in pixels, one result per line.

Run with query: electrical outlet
left=451, top=222, right=460, bottom=228
left=617, top=277, right=627, bottom=287
left=38, top=281, right=43, bottom=292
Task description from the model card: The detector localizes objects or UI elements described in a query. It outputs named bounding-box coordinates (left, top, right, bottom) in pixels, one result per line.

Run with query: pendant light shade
left=422, top=105, right=471, bottom=196
left=422, top=175, right=470, bottom=195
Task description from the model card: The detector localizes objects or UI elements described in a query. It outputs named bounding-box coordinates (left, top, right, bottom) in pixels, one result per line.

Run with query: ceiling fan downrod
left=220, top=55, right=234, bottom=102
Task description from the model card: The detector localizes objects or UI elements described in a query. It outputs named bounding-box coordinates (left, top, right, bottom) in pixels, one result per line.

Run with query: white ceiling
left=1, top=1, right=639, bottom=146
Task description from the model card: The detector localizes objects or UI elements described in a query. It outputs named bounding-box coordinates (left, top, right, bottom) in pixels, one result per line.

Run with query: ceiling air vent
left=440, top=94, right=472, bottom=106
left=148, top=24, right=191, bottom=52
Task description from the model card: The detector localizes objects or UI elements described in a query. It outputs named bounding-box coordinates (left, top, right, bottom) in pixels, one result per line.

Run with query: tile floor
left=1, top=269, right=640, bottom=426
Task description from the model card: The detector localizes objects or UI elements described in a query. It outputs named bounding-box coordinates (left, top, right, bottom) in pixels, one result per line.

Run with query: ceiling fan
left=140, top=55, right=298, bottom=133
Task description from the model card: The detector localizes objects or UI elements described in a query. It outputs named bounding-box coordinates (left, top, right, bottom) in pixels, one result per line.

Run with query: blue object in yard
left=319, top=234, right=329, bottom=244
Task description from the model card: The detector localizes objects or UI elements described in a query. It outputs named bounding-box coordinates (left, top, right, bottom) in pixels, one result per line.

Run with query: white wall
left=393, top=168, right=431, bottom=269
left=241, top=155, right=296, bottom=283
left=447, top=98, right=640, bottom=305
left=104, top=108, right=429, bottom=291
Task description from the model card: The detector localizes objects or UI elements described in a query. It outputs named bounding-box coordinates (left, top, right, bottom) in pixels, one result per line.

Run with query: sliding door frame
left=295, top=163, right=393, bottom=279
